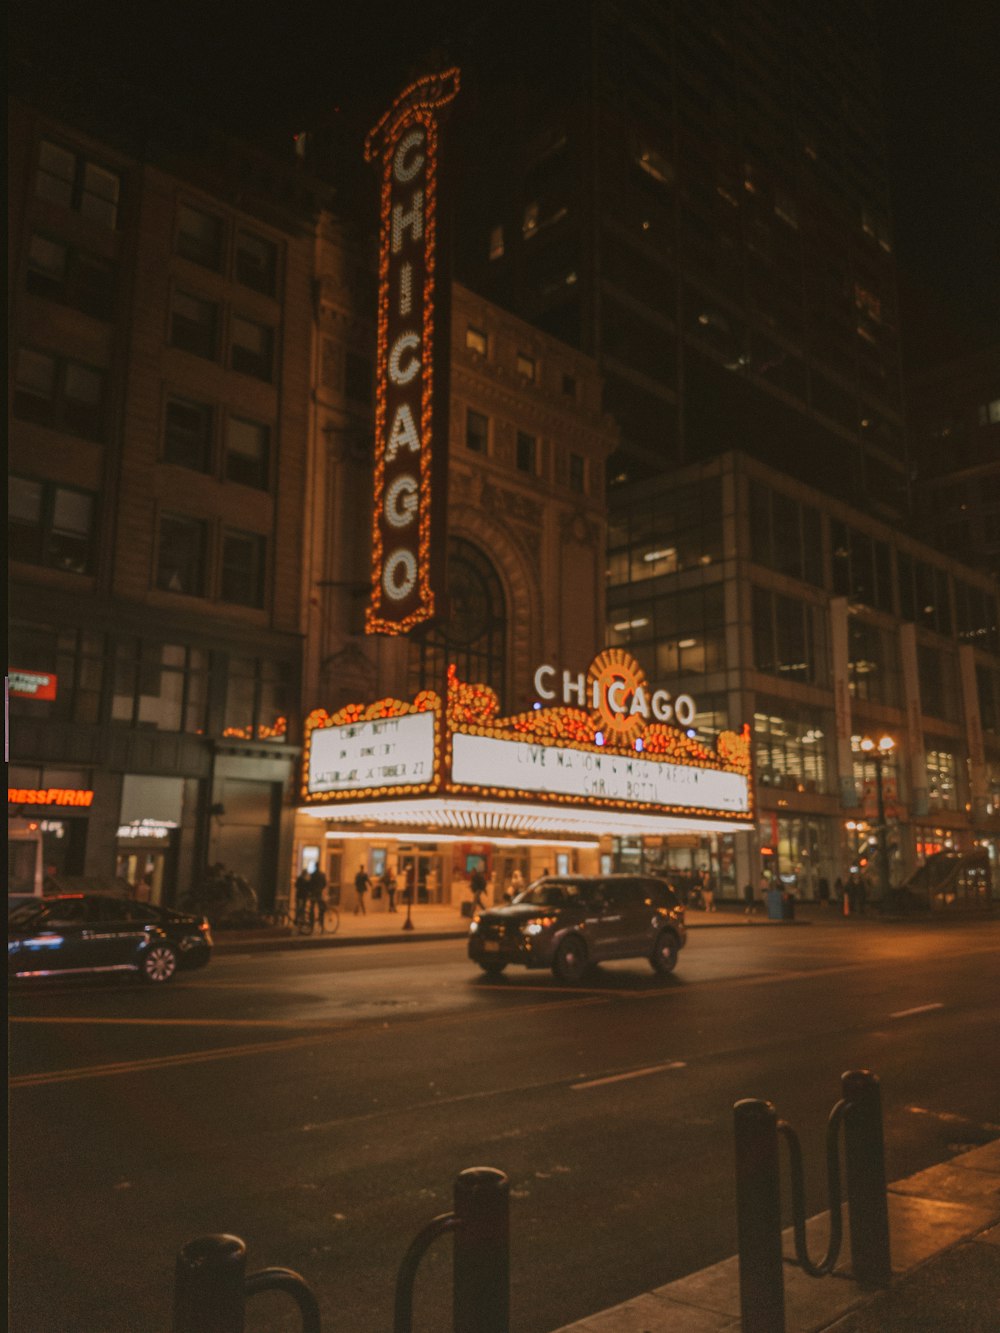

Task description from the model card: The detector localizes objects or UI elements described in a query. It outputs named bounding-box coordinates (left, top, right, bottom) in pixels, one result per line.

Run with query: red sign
left=364, top=67, right=459, bottom=635
left=8, top=787, right=94, bottom=807
left=9, top=669, right=57, bottom=700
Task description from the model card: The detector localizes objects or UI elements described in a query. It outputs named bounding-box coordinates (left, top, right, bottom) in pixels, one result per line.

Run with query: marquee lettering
left=365, top=68, right=460, bottom=634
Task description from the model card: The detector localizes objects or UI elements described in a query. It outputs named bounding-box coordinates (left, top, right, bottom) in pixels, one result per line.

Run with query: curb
left=550, top=1139, right=1000, bottom=1332
left=210, top=916, right=812, bottom=955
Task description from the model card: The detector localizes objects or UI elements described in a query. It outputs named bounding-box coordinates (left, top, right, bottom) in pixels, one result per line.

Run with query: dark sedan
left=8, top=894, right=212, bottom=984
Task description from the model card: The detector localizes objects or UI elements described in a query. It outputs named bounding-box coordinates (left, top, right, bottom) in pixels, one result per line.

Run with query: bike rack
left=394, top=1166, right=510, bottom=1333
left=733, top=1069, right=892, bottom=1333
left=173, top=1233, right=321, bottom=1333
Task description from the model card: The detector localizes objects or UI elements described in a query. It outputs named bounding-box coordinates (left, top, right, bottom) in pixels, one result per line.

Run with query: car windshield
left=9, top=900, right=50, bottom=929
left=512, top=881, right=584, bottom=908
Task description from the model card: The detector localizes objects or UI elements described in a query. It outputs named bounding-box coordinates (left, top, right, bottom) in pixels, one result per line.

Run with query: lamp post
left=859, top=735, right=895, bottom=901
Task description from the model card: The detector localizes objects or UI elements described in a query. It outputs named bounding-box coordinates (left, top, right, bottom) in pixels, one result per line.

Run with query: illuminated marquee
left=364, top=67, right=460, bottom=634
left=301, top=650, right=753, bottom=827
left=302, top=692, right=443, bottom=802
left=8, top=788, right=95, bottom=807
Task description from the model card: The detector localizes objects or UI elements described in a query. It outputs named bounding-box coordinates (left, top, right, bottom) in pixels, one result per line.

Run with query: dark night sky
left=11, top=1, right=1000, bottom=369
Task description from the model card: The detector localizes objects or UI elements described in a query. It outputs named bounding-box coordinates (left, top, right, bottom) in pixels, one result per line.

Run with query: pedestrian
left=470, top=866, right=488, bottom=912
left=308, top=863, right=328, bottom=931
left=743, top=880, right=760, bottom=916
left=834, top=876, right=845, bottom=910
left=818, top=876, right=831, bottom=907
left=701, top=869, right=716, bottom=913
left=507, top=868, right=524, bottom=901
left=385, top=869, right=397, bottom=913
left=845, top=872, right=860, bottom=916
left=295, top=864, right=311, bottom=927
left=353, top=865, right=370, bottom=915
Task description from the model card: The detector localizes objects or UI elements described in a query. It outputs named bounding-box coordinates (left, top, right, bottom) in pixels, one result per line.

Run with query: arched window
left=408, top=538, right=506, bottom=702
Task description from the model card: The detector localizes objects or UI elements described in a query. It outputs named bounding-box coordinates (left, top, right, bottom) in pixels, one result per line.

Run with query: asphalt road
left=9, top=916, right=1000, bottom=1332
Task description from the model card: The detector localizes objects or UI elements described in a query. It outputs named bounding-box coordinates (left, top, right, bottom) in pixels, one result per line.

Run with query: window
left=978, top=399, right=1000, bottom=426
left=170, top=290, right=218, bottom=359
left=608, top=582, right=726, bottom=677
left=488, top=225, right=504, bottom=260
left=177, top=204, right=223, bottom=269
left=164, top=397, right=213, bottom=471
left=235, top=230, right=277, bottom=295
left=917, top=644, right=956, bottom=720
left=222, top=657, right=289, bottom=742
left=26, top=234, right=117, bottom=319
left=231, top=315, right=273, bottom=380
left=36, top=139, right=121, bottom=228
left=516, top=352, right=536, bottom=382
left=344, top=352, right=372, bottom=403
left=10, top=623, right=105, bottom=725
left=466, top=408, right=489, bottom=453
left=752, top=587, right=825, bottom=685
left=516, top=431, right=537, bottom=474
left=225, top=417, right=270, bottom=489
left=408, top=538, right=507, bottom=703
left=754, top=704, right=829, bottom=793
left=112, top=639, right=208, bottom=734
left=607, top=477, right=724, bottom=585
left=925, top=748, right=959, bottom=811
left=156, top=514, right=207, bottom=596
left=465, top=326, right=487, bottom=356
left=9, top=476, right=96, bottom=574
left=220, top=530, right=266, bottom=607
left=847, top=617, right=899, bottom=705
left=13, top=347, right=107, bottom=440
left=569, top=452, right=586, bottom=493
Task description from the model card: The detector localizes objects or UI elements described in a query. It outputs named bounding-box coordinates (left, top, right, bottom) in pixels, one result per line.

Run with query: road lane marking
left=890, top=1002, right=944, bottom=1019
left=10, top=995, right=605, bottom=1088
left=571, top=1061, right=686, bottom=1091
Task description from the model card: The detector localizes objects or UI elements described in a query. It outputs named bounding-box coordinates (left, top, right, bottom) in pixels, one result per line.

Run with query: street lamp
left=859, top=734, right=895, bottom=900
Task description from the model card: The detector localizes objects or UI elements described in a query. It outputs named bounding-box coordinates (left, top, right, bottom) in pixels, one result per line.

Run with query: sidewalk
left=551, top=1138, right=1000, bottom=1332
left=211, top=903, right=812, bottom=954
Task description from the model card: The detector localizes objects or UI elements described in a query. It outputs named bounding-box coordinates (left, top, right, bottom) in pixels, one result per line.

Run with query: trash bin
left=782, top=892, right=795, bottom=921
left=766, top=889, right=784, bottom=920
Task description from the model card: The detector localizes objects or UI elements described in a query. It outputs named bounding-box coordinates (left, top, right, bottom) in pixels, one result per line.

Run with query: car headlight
left=469, top=916, right=480, bottom=934
left=521, top=916, right=556, bottom=936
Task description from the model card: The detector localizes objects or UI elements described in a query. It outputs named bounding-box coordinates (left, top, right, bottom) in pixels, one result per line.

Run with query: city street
left=9, top=916, right=1000, bottom=1333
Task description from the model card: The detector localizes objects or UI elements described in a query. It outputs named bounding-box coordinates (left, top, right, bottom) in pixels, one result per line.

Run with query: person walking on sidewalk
left=470, top=867, right=488, bottom=912
left=701, top=869, right=717, bottom=912
left=384, top=869, right=397, bottom=912
left=353, top=866, right=370, bottom=915
left=308, top=865, right=328, bottom=932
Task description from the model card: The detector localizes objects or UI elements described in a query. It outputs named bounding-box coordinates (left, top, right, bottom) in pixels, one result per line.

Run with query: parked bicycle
left=295, top=900, right=340, bottom=936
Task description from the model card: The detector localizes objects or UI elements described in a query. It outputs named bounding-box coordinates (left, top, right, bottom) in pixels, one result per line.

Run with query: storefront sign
left=364, top=68, right=460, bottom=634
left=305, top=699, right=440, bottom=798
left=8, top=787, right=94, bottom=807
left=116, top=819, right=177, bottom=840
left=451, top=732, right=750, bottom=811
left=8, top=669, right=57, bottom=700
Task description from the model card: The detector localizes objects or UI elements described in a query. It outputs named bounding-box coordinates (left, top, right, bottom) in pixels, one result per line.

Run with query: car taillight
left=199, top=919, right=211, bottom=934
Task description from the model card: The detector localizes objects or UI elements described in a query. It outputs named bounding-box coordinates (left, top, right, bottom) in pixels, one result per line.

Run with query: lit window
left=465, top=326, right=487, bottom=356
left=36, top=140, right=121, bottom=229
left=979, top=399, right=1000, bottom=426
left=488, top=225, right=504, bottom=260
left=516, top=352, right=536, bottom=382
left=225, top=417, right=270, bottom=489
left=230, top=315, right=273, bottom=381
left=235, top=230, right=277, bottom=295
left=177, top=204, right=223, bottom=269
left=170, top=290, right=218, bottom=359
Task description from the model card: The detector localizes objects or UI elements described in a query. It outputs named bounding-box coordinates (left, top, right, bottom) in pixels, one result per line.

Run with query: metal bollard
left=173, top=1234, right=321, bottom=1333
left=842, top=1070, right=892, bottom=1289
left=453, top=1168, right=509, bottom=1333
left=174, top=1234, right=247, bottom=1333
left=733, top=1099, right=785, bottom=1333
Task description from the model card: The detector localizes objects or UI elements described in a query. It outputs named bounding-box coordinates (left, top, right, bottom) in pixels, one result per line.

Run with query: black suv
left=468, top=874, right=686, bottom=982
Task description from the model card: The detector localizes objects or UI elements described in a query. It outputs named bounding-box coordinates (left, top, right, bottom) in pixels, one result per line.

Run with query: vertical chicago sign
left=364, top=68, right=460, bottom=634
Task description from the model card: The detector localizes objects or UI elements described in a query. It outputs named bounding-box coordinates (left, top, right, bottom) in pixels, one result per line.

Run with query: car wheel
left=650, top=930, right=679, bottom=974
left=140, top=943, right=178, bottom=984
left=478, top=960, right=508, bottom=976
left=552, top=935, right=588, bottom=983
